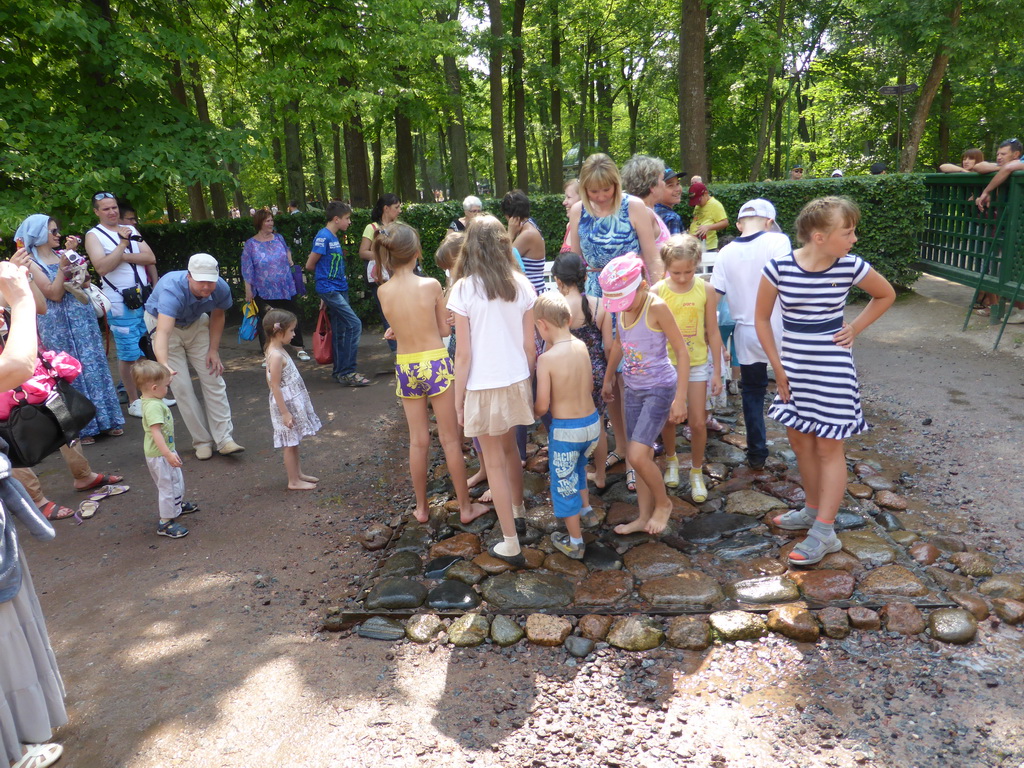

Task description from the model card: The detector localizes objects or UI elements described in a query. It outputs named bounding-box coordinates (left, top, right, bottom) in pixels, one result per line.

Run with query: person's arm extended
left=533, top=353, right=551, bottom=419
left=267, top=352, right=293, bottom=428
left=207, top=308, right=226, bottom=376
left=628, top=197, right=662, bottom=281
left=149, top=423, right=182, bottom=468
left=939, top=163, right=968, bottom=173
left=453, top=311, right=471, bottom=426
left=0, top=261, right=39, bottom=390
left=977, top=160, right=1024, bottom=210
left=432, top=282, right=449, bottom=341
left=651, top=301, right=689, bottom=425
left=153, top=313, right=178, bottom=377
left=971, top=161, right=1002, bottom=175
left=832, top=268, right=896, bottom=348
left=522, top=307, right=537, bottom=373
left=755, top=276, right=787, bottom=401
left=601, top=336, right=621, bottom=404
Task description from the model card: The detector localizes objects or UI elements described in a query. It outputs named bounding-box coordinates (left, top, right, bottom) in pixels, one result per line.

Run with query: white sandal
left=296, top=350, right=311, bottom=361
left=13, top=744, right=63, bottom=768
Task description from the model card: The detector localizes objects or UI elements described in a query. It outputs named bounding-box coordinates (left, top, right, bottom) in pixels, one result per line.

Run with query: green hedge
left=138, top=175, right=925, bottom=324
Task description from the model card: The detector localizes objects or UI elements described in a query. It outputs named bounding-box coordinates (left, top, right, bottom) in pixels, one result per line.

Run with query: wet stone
left=391, top=524, right=432, bottom=553
left=847, top=606, right=881, bottom=630
left=725, top=490, right=787, bottom=517
left=791, top=569, right=856, bottom=602
left=525, top=614, right=573, bottom=646
left=678, top=512, right=758, bottom=544
left=710, top=610, right=768, bottom=642
left=623, top=541, right=692, bottom=579
left=948, top=591, right=990, bottom=620
left=489, top=615, right=524, bottom=647
left=908, top=541, right=940, bottom=566
left=481, top=572, right=575, bottom=610
left=522, top=548, right=546, bottom=569
left=741, top=556, right=789, bottom=578
left=711, top=533, right=774, bottom=561
left=928, top=608, right=978, bottom=644
left=949, top=551, right=996, bottom=578
left=838, top=530, right=897, bottom=566
left=863, top=475, right=895, bottom=492
left=767, top=605, right=820, bottom=643
left=406, top=614, right=444, bottom=643
left=857, top=565, right=929, bottom=598
left=448, top=613, right=490, bottom=646
left=853, top=462, right=879, bottom=478
left=716, top=477, right=755, bottom=494
left=661, top=534, right=700, bottom=555
left=426, top=581, right=481, bottom=611
left=605, top=502, right=640, bottom=527
left=847, top=483, right=873, bottom=499
left=582, top=542, right=623, bottom=571
left=665, top=616, right=713, bottom=650
left=705, top=442, right=746, bottom=466
left=575, top=570, right=634, bottom=607
left=873, top=490, right=908, bottom=510
left=446, top=510, right=497, bottom=535
left=357, top=616, right=407, bottom=641
left=929, top=534, right=966, bottom=553
left=978, top=574, right=1024, bottom=601
left=429, top=532, right=482, bottom=561
left=778, top=543, right=864, bottom=575
left=705, top=462, right=729, bottom=480
left=524, top=504, right=560, bottom=534
left=889, top=530, right=920, bottom=546
left=607, top=616, right=665, bottom=651
left=732, top=466, right=776, bottom=482
left=728, top=575, right=800, bottom=604
left=817, top=606, right=851, bottom=639
left=880, top=602, right=925, bottom=635
left=564, top=635, right=596, bottom=658
left=992, top=598, right=1024, bottom=625
left=639, top=571, right=724, bottom=608
left=599, top=479, right=636, bottom=504
left=579, top=614, right=614, bottom=641
left=521, top=472, right=548, bottom=501
left=543, top=552, right=589, bottom=580
left=925, top=566, right=973, bottom=592
left=833, top=511, right=867, bottom=531
left=774, top=448, right=797, bottom=464
left=874, top=511, right=904, bottom=532
left=444, top=560, right=487, bottom=586
left=759, top=480, right=806, bottom=507
left=365, top=578, right=428, bottom=610
left=473, top=553, right=514, bottom=575
left=381, top=551, right=424, bottom=578
left=604, top=530, right=654, bottom=552
left=359, top=523, right=393, bottom=551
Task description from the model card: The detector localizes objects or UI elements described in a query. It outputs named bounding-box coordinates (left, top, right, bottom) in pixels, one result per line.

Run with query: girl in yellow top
left=653, top=234, right=723, bottom=502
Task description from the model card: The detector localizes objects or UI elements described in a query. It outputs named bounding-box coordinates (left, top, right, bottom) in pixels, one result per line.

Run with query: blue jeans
left=740, top=362, right=769, bottom=466
left=320, top=291, right=362, bottom=377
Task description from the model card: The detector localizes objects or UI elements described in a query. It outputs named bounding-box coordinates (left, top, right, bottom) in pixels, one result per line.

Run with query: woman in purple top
left=242, top=210, right=310, bottom=360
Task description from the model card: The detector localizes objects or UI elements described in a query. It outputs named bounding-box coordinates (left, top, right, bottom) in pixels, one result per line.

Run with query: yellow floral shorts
left=394, top=348, right=454, bottom=399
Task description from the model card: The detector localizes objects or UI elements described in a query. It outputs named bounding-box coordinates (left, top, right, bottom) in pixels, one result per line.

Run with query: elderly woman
left=16, top=214, right=124, bottom=444
left=448, top=195, right=482, bottom=232
left=0, top=257, right=68, bottom=768
left=242, top=209, right=310, bottom=361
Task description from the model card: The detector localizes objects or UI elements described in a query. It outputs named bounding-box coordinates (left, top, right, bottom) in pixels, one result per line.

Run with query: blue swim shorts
left=548, top=410, right=601, bottom=519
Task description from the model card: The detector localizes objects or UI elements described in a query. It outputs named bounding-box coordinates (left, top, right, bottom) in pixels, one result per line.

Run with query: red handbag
left=313, top=306, right=333, bottom=365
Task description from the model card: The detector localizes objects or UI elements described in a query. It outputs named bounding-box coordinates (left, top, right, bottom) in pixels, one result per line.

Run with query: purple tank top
left=619, top=293, right=677, bottom=390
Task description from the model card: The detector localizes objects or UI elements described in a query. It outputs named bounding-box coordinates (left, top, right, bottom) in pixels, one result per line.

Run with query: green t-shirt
left=141, top=397, right=174, bottom=458
left=688, top=196, right=728, bottom=251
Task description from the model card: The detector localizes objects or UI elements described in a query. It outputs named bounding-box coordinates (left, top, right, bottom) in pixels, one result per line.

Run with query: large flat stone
left=429, top=532, right=482, bottom=560
left=426, top=581, right=481, bottom=610
left=709, top=610, right=768, bottom=642
left=574, top=570, right=634, bottom=607
left=480, top=572, right=575, bottom=610
left=837, top=530, right=897, bottom=566
left=607, top=616, right=665, bottom=651
left=622, top=541, right=692, bottom=579
left=791, top=569, right=856, bottom=602
left=639, top=571, right=723, bottom=608
left=857, top=565, right=929, bottom=598
left=727, top=575, right=800, bottom=604
left=381, top=551, right=424, bottom=578
left=365, top=577, right=428, bottom=610
left=725, top=490, right=788, bottom=517
left=677, top=512, right=759, bottom=544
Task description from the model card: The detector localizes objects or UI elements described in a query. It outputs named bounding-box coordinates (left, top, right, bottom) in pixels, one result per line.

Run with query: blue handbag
left=291, top=264, right=306, bottom=297
left=238, top=300, right=259, bottom=343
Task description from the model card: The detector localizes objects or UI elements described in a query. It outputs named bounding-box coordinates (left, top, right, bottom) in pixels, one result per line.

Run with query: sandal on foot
left=605, top=451, right=623, bottom=469
left=157, top=520, right=189, bottom=538
left=78, top=500, right=100, bottom=519
left=41, top=501, right=76, bottom=521
left=12, top=743, right=63, bottom=768
left=625, top=468, right=637, bottom=493
left=339, top=372, right=371, bottom=387
left=772, top=507, right=817, bottom=530
left=80, top=436, right=96, bottom=446
left=180, top=501, right=200, bottom=515
left=788, top=530, right=842, bottom=566
left=487, top=543, right=525, bottom=567
left=76, top=473, right=124, bottom=492
left=296, top=350, right=311, bottom=361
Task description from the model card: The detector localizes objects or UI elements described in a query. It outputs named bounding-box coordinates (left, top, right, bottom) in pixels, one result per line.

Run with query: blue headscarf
left=13, top=214, right=51, bottom=260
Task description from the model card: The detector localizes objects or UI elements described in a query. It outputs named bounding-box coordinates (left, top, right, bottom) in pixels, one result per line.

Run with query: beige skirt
left=463, top=378, right=534, bottom=438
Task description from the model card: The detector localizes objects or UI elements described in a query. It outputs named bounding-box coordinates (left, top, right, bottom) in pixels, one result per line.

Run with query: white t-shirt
left=447, top=271, right=536, bottom=390
left=88, top=224, right=151, bottom=307
left=711, top=230, right=789, bottom=366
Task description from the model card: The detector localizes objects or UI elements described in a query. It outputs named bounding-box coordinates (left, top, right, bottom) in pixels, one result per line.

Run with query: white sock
left=580, top=505, right=593, bottom=516
left=569, top=536, right=584, bottom=547
left=512, top=502, right=526, bottom=519
left=492, top=535, right=521, bottom=557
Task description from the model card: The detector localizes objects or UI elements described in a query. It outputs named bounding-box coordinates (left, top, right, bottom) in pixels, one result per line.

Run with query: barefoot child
left=375, top=223, right=489, bottom=525
left=533, top=291, right=601, bottom=559
left=600, top=254, right=689, bottom=535
left=654, top=234, right=723, bottom=503
left=756, top=196, right=895, bottom=565
left=133, top=360, right=199, bottom=538
left=264, top=309, right=322, bottom=490
left=449, top=215, right=536, bottom=565
left=551, top=251, right=613, bottom=489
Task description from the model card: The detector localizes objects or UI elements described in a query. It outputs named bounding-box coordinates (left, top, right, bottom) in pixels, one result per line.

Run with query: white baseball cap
left=738, top=198, right=777, bottom=221
left=187, top=253, right=220, bottom=282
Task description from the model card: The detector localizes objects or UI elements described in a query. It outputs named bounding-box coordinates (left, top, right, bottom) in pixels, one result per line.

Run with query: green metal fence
left=918, top=171, right=1024, bottom=348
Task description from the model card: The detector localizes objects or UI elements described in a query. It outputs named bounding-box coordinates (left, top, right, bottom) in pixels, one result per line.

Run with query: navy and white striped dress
left=762, top=252, right=871, bottom=439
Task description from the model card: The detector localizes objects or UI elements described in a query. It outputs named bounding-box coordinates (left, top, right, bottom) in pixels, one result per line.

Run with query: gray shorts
left=624, top=384, right=675, bottom=448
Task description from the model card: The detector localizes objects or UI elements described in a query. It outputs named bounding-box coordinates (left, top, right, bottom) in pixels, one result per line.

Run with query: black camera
left=121, top=284, right=152, bottom=310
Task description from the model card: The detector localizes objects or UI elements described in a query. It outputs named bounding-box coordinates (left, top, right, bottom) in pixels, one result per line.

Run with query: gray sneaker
left=551, top=532, right=585, bottom=560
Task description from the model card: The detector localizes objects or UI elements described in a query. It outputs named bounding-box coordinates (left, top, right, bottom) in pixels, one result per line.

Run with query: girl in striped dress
left=755, top=197, right=895, bottom=565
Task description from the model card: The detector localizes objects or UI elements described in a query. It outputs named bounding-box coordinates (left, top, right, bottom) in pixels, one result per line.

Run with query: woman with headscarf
left=0, top=257, right=68, bottom=768
left=15, top=214, right=124, bottom=444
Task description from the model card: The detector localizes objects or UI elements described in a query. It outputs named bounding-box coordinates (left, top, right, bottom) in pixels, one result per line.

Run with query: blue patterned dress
left=579, top=195, right=641, bottom=298
left=33, top=260, right=124, bottom=437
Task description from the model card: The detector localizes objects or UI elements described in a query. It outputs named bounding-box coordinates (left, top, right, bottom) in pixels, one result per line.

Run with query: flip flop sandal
left=12, top=743, right=63, bottom=768
left=41, top=501, right=76, bottom=521
left=605, top=451, right=623, bottom=469
left=625, top=468, right=637, bottom=492
left=77, top=473, right=125, bottom=492
left=78, top=500, right=100, bottom=519
left=80, top=436, right=96, bottom=445
left=773, top=507, right=817, bottom=530
left=87, top=483, right=130, bottom=502
left=106, top=427, right=125, bottom=437
left=788, top=531, right=842, bottom=566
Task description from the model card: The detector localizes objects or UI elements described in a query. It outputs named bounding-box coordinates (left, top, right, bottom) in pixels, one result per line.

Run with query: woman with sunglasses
left=14, top=215, right=124, bottom=445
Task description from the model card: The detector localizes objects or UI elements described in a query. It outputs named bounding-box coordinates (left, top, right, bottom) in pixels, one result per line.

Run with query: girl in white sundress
left=755, top=196, right=895, bottom=566
left=265, top=309, right=322, bottom=490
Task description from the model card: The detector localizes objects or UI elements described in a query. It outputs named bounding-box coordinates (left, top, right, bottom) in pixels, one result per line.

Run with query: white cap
left=187, top=253, right=219, bottom=282
left=738, top=198, right=777, bottom=221
left=830, top=169, right=844, bottom=177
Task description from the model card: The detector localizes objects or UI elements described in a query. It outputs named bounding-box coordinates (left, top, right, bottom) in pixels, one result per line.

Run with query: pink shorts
left=463, top=378, right=534, bottom=438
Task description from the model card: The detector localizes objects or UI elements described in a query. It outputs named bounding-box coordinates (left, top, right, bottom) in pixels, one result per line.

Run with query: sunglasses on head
left=93, top=192, right=115, bottom=201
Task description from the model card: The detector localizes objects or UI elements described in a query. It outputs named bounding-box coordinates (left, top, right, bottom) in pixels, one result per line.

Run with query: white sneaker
left=690, top=468, right=708, bottom=503
left=1005, top=309, right=1024, bottom=324
left=663, top=455, right=680, bottom=488
left=162, top=398, right=176, bottom=407
left=127, top=399, right=143, bottom=418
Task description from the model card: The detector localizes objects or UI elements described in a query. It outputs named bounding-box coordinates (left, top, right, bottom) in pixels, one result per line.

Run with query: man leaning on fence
left=976, top=138, right=1024, bottom=212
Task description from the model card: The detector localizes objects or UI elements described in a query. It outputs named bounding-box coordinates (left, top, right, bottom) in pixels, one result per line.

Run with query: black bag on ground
left=0, top=379, right=97, bottom=468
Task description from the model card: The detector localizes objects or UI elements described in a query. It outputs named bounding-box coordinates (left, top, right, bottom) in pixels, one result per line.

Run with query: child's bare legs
left=588, top=427, right=608, bottom=488
left=783, top=431, right=846, bottom=563
left=564, top=513, right=582, bottom=540
left=400, top=397, right=431, bottom=520
left=614, top=442, right=671, bottom=535
left=284, top=446, right=316, bottom=490
left=431, top=389, right=490, bottom=523
left=686, top=379, right=708, bottom=468
left=608, top=375, right=628, bottom=466
left=478, top=431, right=522, bottom=555
left=809, top=436, right=846, bottom=524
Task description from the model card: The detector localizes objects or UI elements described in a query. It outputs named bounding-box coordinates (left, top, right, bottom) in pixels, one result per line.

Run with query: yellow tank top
left=657, top=278, right=708, bottom=366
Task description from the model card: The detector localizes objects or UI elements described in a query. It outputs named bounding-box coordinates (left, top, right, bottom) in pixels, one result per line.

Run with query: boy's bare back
left=377, top=272, right=448, bottom=354
left=539, top=338, right=594, bottom=420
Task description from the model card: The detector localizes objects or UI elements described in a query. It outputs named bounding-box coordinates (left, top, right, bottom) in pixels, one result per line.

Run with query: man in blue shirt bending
left=305, top=200, right=369, bottom=386
left=145, top=253, right=245, bottom=460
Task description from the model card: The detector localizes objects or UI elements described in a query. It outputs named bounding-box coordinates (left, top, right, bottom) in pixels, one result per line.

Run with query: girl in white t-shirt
left=447, top=215, right=536, bottom=566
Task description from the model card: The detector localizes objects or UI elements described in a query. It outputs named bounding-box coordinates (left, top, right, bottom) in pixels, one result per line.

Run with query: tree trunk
left=227, top=159, right=246, bottom=212
left=596, top=54, right=612, bottom=153
left=371, top=131, right=382, bottom=203
left=748, top=0, right=786, bottom=181
left=332, top=123, right=344, bottom=200
left=282, top=99, right=305, bottom=209
left=187, top=60, right=227, bottom=218
left=310, top=121, right=329, bottom=208
left=511, top=0, right=528, bottom=191
left=164, top=186, right=179, bottom=223
left=487, top=0, right=509, bottom=197
left=439, top=8, right=471, bottom=200
left=937, top=78, right=952, bottom=167
left=900, top=2, right=960, bottom=172
left=338, top=77, right=371, bottom=208
left=773, top=95, right=785, bottom=179
left=417, top=132, right=433, bottom=202
left=394, top=102, right=417, bottom=201
left=547, top=0, right=563, bottom=192
left=168, top=59, right=208, bottom=221
left=679, top=0, right=708, bottom=179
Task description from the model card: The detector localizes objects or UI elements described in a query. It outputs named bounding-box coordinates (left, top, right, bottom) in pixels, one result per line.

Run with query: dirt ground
left=21, top=276, right=1024, bottom=768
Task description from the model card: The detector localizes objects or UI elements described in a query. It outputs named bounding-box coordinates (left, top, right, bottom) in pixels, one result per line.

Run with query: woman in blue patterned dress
left=16, top=214, right=124, bottom=441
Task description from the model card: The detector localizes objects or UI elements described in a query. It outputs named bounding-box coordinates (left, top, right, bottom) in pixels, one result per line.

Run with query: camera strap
left=92, top=227, right=147, bottom=293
